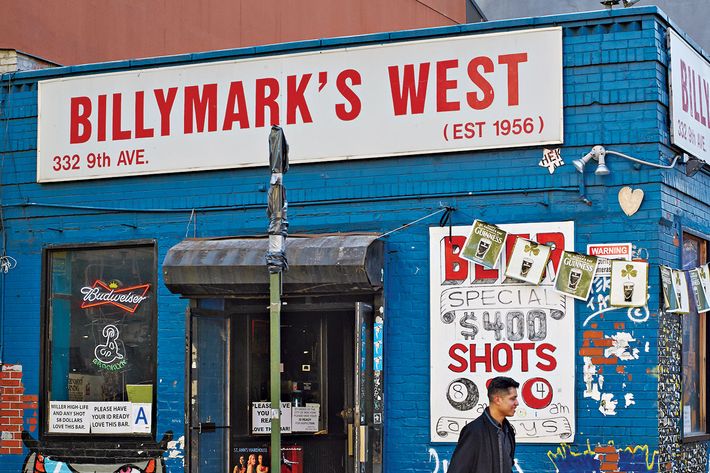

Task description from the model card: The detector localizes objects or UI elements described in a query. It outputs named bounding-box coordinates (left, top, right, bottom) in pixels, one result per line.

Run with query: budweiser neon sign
left=80, top=280, right=150, bottom=313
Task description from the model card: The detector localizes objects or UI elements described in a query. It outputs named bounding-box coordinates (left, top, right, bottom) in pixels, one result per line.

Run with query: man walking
left=447, top=376, right=519, bottom=473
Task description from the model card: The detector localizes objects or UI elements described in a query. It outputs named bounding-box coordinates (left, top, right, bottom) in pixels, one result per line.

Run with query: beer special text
left=438, top=231, right=567, bottom=376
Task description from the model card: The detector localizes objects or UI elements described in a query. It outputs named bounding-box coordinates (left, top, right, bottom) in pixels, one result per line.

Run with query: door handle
left=192, top=423, right=230, bottom=433
left=359, top=425, right=368, bottom=463
left=199, top=422, right=216, bottom=433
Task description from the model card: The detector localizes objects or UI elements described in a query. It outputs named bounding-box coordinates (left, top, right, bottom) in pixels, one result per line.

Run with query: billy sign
left=38, top=28, right=562, bottom=182
left=668, top=29, right=710, bottom=164
left=429, top=222, right=575, bottom=443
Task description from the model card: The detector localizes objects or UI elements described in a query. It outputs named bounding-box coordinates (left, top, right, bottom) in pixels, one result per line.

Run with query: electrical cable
left=378, top=207, right=449, bottom=239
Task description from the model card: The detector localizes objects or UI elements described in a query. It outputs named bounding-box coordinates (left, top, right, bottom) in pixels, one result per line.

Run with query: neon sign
left=80, top=280, right=150, bottom=313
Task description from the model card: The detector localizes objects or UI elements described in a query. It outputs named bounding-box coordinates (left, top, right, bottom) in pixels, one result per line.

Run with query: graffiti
left=427, top=448, right=526, bottom=473
left=0, top=364, right=38, bottom=456
left=20, top=430, right=173, bottom=473
left=23, top=453, right=159, bottom=473
left=547, top=440, right=657, bottom=472
left=428, top=447, right=449, bottom=473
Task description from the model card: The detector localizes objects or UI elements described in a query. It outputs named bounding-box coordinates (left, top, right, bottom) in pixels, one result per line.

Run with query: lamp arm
left=604, top=150, right=680, bottom=169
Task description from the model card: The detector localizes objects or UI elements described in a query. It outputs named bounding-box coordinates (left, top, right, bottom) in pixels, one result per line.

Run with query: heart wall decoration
left=618, top=186, right=644, bottom=216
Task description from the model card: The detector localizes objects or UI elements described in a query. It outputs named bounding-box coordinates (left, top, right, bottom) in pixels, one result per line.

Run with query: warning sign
left=587, top=243, right=632, bottom=277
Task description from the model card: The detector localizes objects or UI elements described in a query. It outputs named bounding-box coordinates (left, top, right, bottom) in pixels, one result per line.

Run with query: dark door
left=189, top=307, right=231, bottom=473
left=230, top=304, right=354, bottom=473
left=189, top=297, right=379, bottom=473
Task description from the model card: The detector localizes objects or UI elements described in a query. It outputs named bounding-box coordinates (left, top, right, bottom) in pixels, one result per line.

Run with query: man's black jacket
left=446, top=410, right=516, bottom=473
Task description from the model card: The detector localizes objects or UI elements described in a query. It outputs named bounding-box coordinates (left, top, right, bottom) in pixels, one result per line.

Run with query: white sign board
left=430, top=222, right=575, bottom=443
left=49, top=401, right=152, bottom=434
left=668, top=29, right=710, bottom=164
left=37, top=28, right=563, bottom=182
left=292, top=405, right=320, bottom=432
left=251, top=402, right=292, bottom=434
left=49, top=401, right=91, bottom=433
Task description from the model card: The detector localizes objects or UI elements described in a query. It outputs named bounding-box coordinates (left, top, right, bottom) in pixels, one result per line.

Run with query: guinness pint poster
left=554, top=251, right=598, bottom=301
left=610, top=261, right=648, bottom=308
left=660, top=265, right=680, bottom=312
left=505, top=237, right=553, bottom=285
left=461, top=220, right=507, bottom=269
left=689, top=268, right=710, bottom=313
left=671, top=269, right=691, bottom=314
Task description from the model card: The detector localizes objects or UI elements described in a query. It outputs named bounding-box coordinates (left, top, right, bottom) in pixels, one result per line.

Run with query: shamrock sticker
left=524, top=242, right=540, bottom=256
left=621, top=264, right=638, bottom=279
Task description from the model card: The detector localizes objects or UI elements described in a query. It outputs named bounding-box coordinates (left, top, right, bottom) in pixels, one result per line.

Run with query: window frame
left=39, top=239, right=159, bottom=439
left=680, top=230, right=709, bottom=443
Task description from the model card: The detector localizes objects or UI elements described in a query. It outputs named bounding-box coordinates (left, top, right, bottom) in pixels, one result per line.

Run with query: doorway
left=188, top=296, right=377, bottom=473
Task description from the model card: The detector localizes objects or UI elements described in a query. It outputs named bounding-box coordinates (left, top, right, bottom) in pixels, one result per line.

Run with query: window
left=42, top=242, right=157, bottom=436
left=246, top=312, right=326, bottom=435
left=681, top=233, right=708, bottom=438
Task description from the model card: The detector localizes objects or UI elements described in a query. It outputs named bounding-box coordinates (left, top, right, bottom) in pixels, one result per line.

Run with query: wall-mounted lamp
left=572, top=145, right=680, bottom=176
left=685, top=155, right=707, bottom=177
left=600, top=0, right=641, bottom=8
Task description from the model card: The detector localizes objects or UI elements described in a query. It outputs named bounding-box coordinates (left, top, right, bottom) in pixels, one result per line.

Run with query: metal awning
left=162, top=234, right=384, bottom=296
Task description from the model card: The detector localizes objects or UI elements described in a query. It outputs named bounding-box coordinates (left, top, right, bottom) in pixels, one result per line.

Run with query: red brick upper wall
left=0, top=0, right=466, bottom=66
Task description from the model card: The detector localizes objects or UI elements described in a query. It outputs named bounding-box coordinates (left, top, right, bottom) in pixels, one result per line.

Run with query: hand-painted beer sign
left=429, top=222, right=575, bottom=443
left=37, top=27, right=562, bottom=182
left=80, top=280, right=150, bottom=313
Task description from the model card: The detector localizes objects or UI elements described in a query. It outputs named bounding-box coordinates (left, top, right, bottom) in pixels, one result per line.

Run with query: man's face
left=494, top=387, right=519, bottom=417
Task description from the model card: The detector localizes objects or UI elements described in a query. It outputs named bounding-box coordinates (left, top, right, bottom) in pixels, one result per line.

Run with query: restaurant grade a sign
left=429, top=222, right=575, bottom=443
left=37, top=27, right=562, bottom=182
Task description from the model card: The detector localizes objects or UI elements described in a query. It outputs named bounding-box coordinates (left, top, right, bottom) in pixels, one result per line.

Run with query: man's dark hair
left=487, top=376, right=520, bottom=400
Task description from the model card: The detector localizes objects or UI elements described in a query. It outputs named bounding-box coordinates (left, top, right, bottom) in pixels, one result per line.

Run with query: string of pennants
left=463, top=219, right=710, bottom=314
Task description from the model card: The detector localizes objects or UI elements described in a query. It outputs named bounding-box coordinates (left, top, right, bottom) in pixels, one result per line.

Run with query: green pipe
left=269, top=271, right=281, bottom=469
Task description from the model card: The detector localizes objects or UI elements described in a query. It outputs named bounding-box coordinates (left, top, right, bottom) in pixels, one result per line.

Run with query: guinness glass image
left=520, top=258, right=534, bottom=277
left=568, top=268, right=582, bottom=291
left=475, top=238, right=492, bottom=259
left=623, top=282, right=635, bottom=302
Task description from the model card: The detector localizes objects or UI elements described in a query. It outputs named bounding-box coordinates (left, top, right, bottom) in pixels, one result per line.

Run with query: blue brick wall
left=0, top=6, right=708, bottom=473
